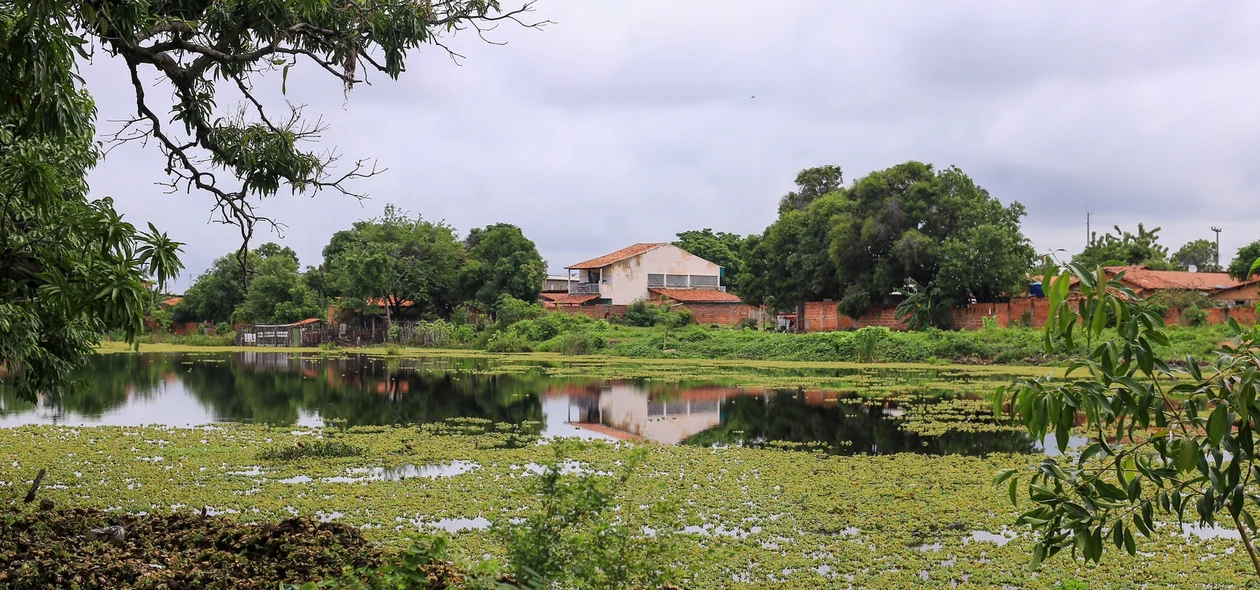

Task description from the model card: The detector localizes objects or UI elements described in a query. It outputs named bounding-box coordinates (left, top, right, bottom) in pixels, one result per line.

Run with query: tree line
left=173, top=204, right=546, bottom=326
left=677, top=163, right=1260, bottom=319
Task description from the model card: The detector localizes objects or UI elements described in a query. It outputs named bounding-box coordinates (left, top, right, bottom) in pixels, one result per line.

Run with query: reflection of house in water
left=548, top=382, right=748, bottom=445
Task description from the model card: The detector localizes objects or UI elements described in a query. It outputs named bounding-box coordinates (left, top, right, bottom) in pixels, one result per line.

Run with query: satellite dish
left=1189, top=265, right=1198, bottom=273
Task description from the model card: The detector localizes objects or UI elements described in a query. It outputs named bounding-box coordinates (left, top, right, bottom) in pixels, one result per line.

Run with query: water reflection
left=0, top=352, right=1044, bottom=456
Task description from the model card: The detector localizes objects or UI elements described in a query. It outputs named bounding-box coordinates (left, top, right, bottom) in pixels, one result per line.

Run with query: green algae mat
left=1, top=423, right=1253, bottom=589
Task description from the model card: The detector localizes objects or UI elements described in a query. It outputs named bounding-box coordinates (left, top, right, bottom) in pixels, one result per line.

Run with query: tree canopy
left=1072, top=224, right=1174, bottom=270
left=1, top=5, right=181, bottom=400
left=672, top=229, right=747, bottom=293
left=231, top=243, right=324, bottom=324
left=1170, top=239, right=1221, bottom=272
left=1, top=0, right=541, bottom=399
left=741, top=162, right=1034, bottom=321
left=1228, top=240, right=1260, bottom=281
left=322, top=204, right=464, bottom=322
left=777, top=165, right=843, bottom=213
left=460, top=223, right=546, bottom=309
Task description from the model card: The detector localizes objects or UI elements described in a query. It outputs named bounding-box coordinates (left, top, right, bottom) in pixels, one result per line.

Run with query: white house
left=564, top=243, right=734, bottom=306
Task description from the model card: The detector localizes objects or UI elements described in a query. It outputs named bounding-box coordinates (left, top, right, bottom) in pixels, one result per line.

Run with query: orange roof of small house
left=540, top=293, right=599, bottom=306
left=160, top=296, right=183, bottom=308
left=649, top=288, right=743, bottom=303
left=566, top=243, right=666, bottom=269
left=1103, top=266, right=1242, bottom=292
left=291, top=318, right=323, bottom=326
left=1212, top=278, right=1260, bottom=296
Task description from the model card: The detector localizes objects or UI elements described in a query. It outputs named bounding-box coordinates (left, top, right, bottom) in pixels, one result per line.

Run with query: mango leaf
left=1207, top=404, right=1229, bottom=446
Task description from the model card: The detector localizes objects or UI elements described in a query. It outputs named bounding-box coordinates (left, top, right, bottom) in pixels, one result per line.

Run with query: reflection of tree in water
left=681, top=391, right=1036, bottom=456
left=176, top=353, right=544, bottom=426
left=1, top=354, right=173, bottom=420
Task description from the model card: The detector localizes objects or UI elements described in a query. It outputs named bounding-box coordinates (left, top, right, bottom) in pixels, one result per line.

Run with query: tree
left=738, top=194, right=843, bottom=312
left=460, top=223, right=546, bottom=309
left=999, top=264, right=1260, bottom=578
left=1072, top=224, right=1174, bottom=270
left=232, top=243, right=324, bottom=324
left=1, top=6, right=181, bottom=401
left=323, top=204, right=464, bottom=323
left=175, top=252, right=254, bottom=323
left=672, top=229, right=746, bottom=293
left=828, top=162, right=1034, bottom=318
left=778, top=165, right=843, bottom=213
left=1170, top=239, right=1221, bottom=272
left=1, top=0, right=541, bottom=399
left=1228, top=241, right=1260, bottom=280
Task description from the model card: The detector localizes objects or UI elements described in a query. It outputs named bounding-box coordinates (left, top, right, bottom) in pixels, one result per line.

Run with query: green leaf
left=994, top=469, right=1018, bottom=486
left=1207, top=404, right=1229, bottom=446
left=1176, top=437, right=1201, bottom=473
left=1008, top=477, right=1019, bottom=507
left=1123, top=526, right=1136, bottom=555
left=282, top=62, right=293, bottom=95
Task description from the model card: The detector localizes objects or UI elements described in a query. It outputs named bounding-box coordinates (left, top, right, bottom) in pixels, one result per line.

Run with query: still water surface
left=0, top=352, right=1049, bottom=455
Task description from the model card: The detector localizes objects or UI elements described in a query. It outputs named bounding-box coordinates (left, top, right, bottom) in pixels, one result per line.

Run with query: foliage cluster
left=999, top=261, right=1260, bottom=577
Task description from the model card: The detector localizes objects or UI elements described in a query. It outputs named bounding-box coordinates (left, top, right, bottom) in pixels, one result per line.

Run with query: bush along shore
left=114, top=302, right=1242, bottom=366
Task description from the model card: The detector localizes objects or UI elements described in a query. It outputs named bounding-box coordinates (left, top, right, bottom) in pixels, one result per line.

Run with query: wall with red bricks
left=683, top=303, right=761, bottom=325
left=800, top=297, right=1254, bottom=333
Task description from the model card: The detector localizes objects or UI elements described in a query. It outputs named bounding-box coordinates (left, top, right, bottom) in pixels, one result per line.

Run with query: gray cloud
left=80, top=0, right=1260, bottom=289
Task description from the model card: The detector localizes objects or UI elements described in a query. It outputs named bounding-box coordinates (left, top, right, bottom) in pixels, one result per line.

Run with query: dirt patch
left=0, top=506, right=382, bottom=589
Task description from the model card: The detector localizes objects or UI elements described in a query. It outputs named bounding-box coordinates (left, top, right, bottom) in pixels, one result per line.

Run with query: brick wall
left=683, top=303, right=762, bottom=325
left=800, top=297, right=1253, bottom=333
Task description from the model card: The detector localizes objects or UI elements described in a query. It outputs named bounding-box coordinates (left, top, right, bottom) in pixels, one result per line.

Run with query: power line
left=1211, top=227, right=1222, bottom=269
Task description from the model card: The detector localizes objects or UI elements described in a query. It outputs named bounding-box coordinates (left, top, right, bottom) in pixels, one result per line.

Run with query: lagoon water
left=0, top=352, right=1043, bottom=455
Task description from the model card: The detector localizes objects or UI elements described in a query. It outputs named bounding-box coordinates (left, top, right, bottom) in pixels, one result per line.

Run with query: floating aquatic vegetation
left=258, top=440, right=365, bottom=461
left=0, top=422, right=1253, bottom=588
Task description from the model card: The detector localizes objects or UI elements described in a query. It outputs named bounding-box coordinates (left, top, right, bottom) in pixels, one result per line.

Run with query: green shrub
left=550, top=331, right=605, bottom=355
left=1182, top=303, right=1208, bottom=327
left=215, top=322, right=232, bottom=336
left=496, top=295, right=543, bottom=327
left=485, top=332, right=532, bottom=353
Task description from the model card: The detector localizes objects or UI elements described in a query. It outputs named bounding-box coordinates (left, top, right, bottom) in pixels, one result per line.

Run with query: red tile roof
left=566, top=243, right=666, bottom=269
left=291, top=318, right=323, bottom=326
left=1105, top=266, right=1242, bottom=292
left=649, top=288, right=743, bottom=303
left=160, top=296, right=183, bottom=308
left=540, top=293, right=600, bottom=306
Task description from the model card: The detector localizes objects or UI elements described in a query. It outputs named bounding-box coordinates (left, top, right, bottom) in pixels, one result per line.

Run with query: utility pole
left=1085, top=206, right=1091, bottom=248
left=1211, top=227, right=1222, bottom=270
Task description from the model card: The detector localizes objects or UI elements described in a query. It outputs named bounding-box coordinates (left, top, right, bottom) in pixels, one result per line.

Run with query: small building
left=1211, top=279, right=1260, bottom=308
left=240, top=318, right=324, bottom=347
left=564, top=243, right=726, bottom=306
left=1101, top=266, right=1242, bottom=298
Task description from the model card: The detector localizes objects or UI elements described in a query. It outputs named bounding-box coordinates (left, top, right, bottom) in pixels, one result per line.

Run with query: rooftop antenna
left=1211, top=226, right=1222, bottom=270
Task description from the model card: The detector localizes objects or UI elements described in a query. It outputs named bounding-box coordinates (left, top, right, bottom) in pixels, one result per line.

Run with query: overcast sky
left=81, top=1, right=1260, bottom=290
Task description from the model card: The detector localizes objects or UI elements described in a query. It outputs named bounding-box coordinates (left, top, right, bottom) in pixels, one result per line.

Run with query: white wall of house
left=597, top=244, right=721, bottom=305
left=596, top=383, right=723, bottom=445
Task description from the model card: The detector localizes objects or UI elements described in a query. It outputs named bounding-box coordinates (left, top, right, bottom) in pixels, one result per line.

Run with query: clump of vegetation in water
left=0, top=507, right=381, bottom=588
left=259, top=440, right=365, bottom=460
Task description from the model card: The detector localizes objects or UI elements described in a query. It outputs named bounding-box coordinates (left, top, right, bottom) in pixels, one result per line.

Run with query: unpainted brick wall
left=800, top=297, right=1253, bottom=332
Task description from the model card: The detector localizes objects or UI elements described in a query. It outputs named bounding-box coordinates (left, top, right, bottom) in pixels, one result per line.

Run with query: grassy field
left=1, top=422, right=1252, bottom=589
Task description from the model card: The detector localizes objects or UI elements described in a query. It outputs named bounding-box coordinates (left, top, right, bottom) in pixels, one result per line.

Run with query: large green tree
left=672, top=229, right=746, bottom=293
left=1, top=0, right=540, bottom=398
left=778, top=165, right=842, bottom=213
left=1228, top=240, right=1260, bottom=280
left=828, top=162, right=1034, bottom=319
left=232, top=243, right=324, bottom=324
left=175, top=252, right=253, bottom=323
left=1170, top=239, right=1221, bottom=272
left=1072, top=224, right=1174, bottom=270
left=739, top=195, right=843, bottom=312
left=323, top=204, right=464, bottom=323
left=460, top=223, right=546, bottom=308
left=1, top=6, right=181, bottom=400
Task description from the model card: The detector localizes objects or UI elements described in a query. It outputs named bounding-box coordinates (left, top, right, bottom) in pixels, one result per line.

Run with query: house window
left=690, top=275, right=719, bottom=288
left=587, top=270, right=600, bottom=283
left=665, top=274, right=688, bottom=288
left=647, top=274, right=665, bottom=288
